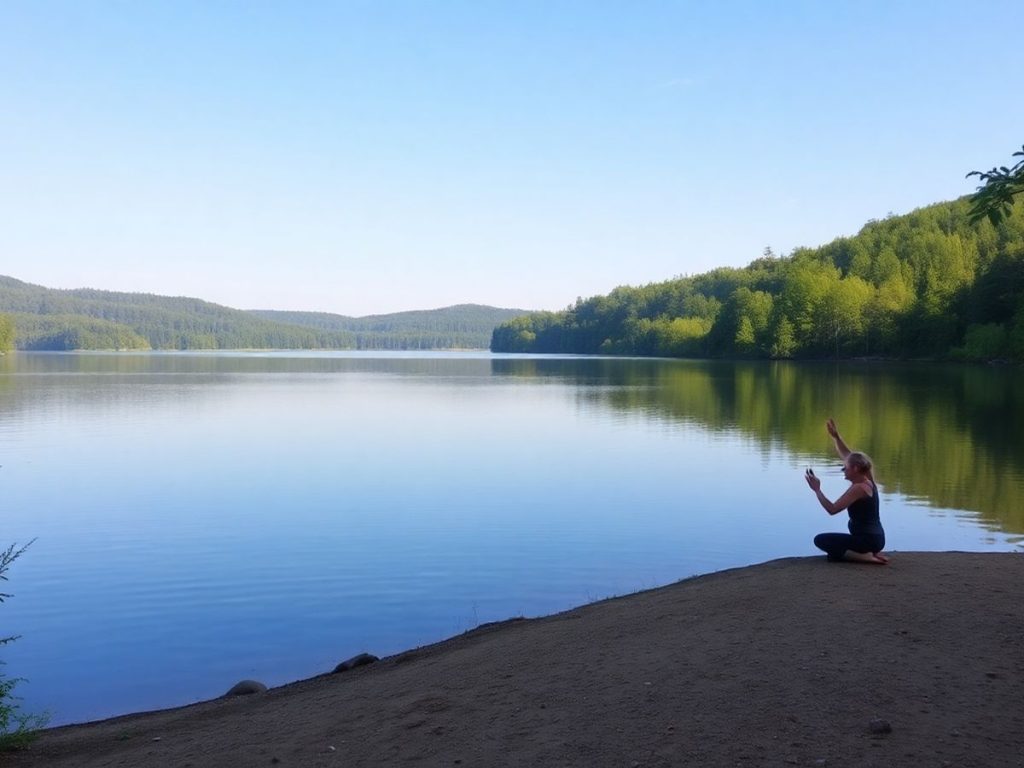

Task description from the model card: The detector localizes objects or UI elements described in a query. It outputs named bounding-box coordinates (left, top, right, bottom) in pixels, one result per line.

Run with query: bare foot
left=844, top=550, right=888, bottom=565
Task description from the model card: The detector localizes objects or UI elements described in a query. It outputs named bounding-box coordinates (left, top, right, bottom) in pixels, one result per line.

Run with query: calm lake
left=2, top=352, right=1022, bottom=725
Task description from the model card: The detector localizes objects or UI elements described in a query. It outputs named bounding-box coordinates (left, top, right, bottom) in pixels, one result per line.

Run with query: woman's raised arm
left=826, top=418, right=851, bottom=460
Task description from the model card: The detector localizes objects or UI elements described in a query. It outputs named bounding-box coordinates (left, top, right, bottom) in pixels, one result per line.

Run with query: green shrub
left=1, top=542, right=48, bottom=751
left=958, top=323, right=1008, bottom=361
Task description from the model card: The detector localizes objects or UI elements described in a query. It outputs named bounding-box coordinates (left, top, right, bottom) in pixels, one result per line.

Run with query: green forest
left=491, top=197, right=1024, bottom=362
left=0, top=278, right=521, bottom=351
left=250, top=305, right=526, bottom=350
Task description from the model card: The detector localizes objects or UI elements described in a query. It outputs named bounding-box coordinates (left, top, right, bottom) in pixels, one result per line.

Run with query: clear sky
left=2, top=1, right=1022, bottom=316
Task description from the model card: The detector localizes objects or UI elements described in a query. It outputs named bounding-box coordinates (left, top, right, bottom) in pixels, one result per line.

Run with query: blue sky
left=2, top=1, right=1022, bottom=316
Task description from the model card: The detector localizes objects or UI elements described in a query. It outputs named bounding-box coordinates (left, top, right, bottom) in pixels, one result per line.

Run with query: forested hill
left=248, top=305, right=527, bottom=350
left=0, top=277, right=521, bottom=350
left=492, top=196, right=1024, bottom=362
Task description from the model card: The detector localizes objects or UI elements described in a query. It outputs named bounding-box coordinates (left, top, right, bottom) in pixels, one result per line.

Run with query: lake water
left=2, top=352, right=1022, bottom=726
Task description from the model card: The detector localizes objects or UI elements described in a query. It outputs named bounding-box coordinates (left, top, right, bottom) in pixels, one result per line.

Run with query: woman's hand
left=826, top=418, right=839, bottom=439
left=805, top=468, right=821, bottom=492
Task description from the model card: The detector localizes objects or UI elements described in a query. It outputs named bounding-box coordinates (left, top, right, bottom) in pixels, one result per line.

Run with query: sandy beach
left=7, top=552, right=1022, bottom=768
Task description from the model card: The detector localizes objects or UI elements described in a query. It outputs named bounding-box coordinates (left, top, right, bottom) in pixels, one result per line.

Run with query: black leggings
left=814, top=532, right=885, bottom=561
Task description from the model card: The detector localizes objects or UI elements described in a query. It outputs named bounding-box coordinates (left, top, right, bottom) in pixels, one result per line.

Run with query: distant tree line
left=0, top=278, right=522, bottom=351
left=492, top=197, right=1024, bottom=362
left=250, top=305, right=526, bottom=350
left=12, top=315, right=150, bottom=351
left=0, top=279, right=355, bottom=350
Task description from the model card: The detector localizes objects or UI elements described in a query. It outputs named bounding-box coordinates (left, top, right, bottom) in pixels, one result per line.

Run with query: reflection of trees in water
left=3, top=354, right=1021, bottom=534
left=490, top=357, right=1024, bottom=535
left=0, top=352, right=496, bottom=377
left=0, top=354, right=501, bottom=435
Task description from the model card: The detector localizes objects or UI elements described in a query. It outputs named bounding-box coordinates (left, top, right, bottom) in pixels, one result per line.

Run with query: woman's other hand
left=805, top=468, right=821, bottom=492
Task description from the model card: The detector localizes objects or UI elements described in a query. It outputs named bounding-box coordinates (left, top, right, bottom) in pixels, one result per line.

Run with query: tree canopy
left=492, top=196, right=1024, bottom=362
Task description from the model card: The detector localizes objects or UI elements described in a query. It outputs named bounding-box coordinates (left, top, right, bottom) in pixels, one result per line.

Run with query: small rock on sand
left=333, top=652, right=379, bottom=673
left=224, top=680, right=267, bottom=697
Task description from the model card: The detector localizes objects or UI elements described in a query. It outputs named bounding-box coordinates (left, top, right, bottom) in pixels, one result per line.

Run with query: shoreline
left=8, top=551, right=1023, bottom=767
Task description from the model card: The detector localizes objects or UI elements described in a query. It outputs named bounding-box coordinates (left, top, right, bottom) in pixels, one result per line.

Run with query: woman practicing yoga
left=805, top=418, right=888, bottom=564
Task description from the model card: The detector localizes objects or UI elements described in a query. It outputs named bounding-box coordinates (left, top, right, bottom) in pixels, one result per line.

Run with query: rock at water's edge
left=333, top=653, right=379, bottom=674
left=225, top=680, right=267, bottom=697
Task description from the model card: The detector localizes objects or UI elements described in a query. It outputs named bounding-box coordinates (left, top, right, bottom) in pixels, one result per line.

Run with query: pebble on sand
left=224, top=680, right=268, bottom=697
left=333, top=652, right=379, bottom=674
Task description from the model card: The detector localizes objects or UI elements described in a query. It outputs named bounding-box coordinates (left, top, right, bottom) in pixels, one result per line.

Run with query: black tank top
left=848, top=481, right=883, bottom=537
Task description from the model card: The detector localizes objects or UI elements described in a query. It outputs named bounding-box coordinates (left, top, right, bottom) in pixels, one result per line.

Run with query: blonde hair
left=847, top=451, right=875, bottom=482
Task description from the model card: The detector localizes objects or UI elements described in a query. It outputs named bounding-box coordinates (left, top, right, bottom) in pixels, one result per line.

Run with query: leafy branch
left=1, top=541, right=33, bottom=601
left=1, top=540, right=48, bottom=750
left=966, top=144, right=1024, bottom=225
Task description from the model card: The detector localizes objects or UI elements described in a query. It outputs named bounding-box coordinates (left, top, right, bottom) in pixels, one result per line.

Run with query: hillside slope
left=0, top=277, right=524, bottom=350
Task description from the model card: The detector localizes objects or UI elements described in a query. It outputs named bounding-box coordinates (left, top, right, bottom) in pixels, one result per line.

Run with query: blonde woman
left=804, top=418, right=888, bottom=564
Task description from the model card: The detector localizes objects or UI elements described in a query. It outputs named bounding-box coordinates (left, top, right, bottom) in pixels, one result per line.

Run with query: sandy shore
left=7, top=552, right=1022, bottom=767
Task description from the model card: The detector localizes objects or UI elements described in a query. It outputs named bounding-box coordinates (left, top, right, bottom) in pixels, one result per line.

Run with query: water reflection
left=4, top=353, right=1022, bottom=535
left=0, top=350, right=496, bottom=377
left=488, top=357, right=1024, bottom=535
